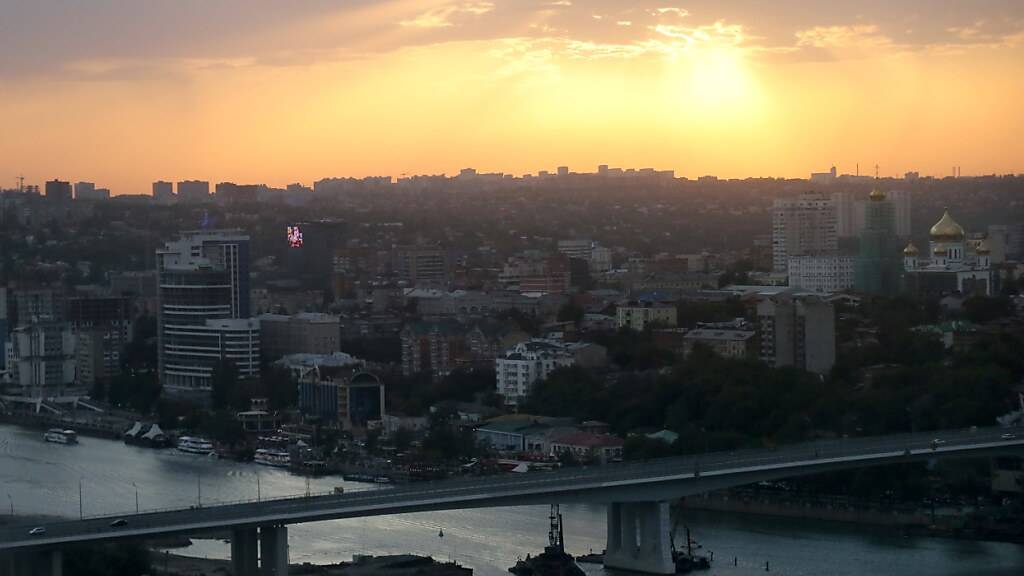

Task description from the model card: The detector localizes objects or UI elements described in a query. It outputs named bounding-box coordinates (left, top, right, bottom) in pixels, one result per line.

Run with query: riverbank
left=150, top=552, right=472, bottom=576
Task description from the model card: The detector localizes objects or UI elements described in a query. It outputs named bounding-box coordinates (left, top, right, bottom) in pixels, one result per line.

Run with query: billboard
left=287, top=225, right=303, bottom=248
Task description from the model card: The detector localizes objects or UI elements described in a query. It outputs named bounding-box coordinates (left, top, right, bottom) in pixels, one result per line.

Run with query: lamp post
left=7, top=494, right=12, bottom=516
left=79, top=478, right=84, bottom=520
left=133, top=482, right=139, bottom=514
left=196, top=474, right=201, bottom=508
left=257, top=472, right=261, bottom=502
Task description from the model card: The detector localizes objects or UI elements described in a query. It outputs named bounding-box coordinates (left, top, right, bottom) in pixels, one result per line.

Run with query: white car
left=28, top=527, right=46, bottom=536
left=1001, top=433, right=1016, bottom=440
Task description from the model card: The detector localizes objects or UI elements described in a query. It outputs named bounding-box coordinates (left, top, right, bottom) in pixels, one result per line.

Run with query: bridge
left=2, top=426, right=1021, bottom=575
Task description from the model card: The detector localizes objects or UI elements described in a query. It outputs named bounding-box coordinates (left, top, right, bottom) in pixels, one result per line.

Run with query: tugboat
left=508, top=505, right=585, bottom=576
left=670, top=518, right=711, bottom=573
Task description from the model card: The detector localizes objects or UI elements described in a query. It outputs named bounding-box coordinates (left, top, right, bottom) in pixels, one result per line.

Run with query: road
left=2, top=425, right=1021, bottom=551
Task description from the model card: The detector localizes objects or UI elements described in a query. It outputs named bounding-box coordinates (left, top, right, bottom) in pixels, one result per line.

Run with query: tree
left=210, top=359, right=240, bottom=411
left=557, top=302, right=584, bottom=325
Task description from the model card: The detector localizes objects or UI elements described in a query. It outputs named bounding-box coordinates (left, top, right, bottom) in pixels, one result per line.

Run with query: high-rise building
left=887, top=189, right=912, bottom=238
left=854, top=188, right=902, bottom=296
left=157, top=230, right=254, bottom=399
left=45, top=180, right=72, bottom=202
left=68, top=296, right=133, bottom=389
left=177, top=180, right=211, bottom=203
left=6, top=318, right=76, bottom=397
left=757, top=294, right=835, bottom=376
left=152, top=181, right=174, bottom=203
left=772, top=192, right=837, bottom=272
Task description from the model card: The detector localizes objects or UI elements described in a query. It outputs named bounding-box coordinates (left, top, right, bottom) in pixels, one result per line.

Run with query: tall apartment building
left=157, top=230, right=254, bottom=399
left=772, top=192, right=837, bottom=272
left=68, top=296, right=133, bottom=389
left=177, top=180, right=211, bottom=203
left=152, top=181, right=174, bottom=203
left=44, top=180, right=72, bottom=202
left=394, top=245, right=448, bottom=285
left=74, top=181, right=95, bottom=200
left=757, top=294, right=835, bottom=375
left=5, top=318, right=76, bottom=397
left=886, top=189, right=912, bottom=238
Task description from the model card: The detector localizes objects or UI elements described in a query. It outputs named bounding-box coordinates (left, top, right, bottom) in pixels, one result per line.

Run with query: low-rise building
left=258, top=312, right=340, bottom=360
left=683, top=328, right=757, bottom=359
left=616, top=301, right=678, bottom=331
left=549, top=431, right=624, bottom=464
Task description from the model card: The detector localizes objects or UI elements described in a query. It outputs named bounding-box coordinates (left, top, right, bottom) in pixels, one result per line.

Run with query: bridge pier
left=604, top=502, right=674, bottom=575
left=231, top=528, right=259, bottom=576
left=259, top=525, right=289, bottom=576
left=0, top=550, right=61, bottom=576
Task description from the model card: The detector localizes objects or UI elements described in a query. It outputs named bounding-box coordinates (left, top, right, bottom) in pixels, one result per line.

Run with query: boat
left=43, top=429, right=78, bottom=444
left=670, top=520, right=711, bottom=573
left=254, top=448, right=291, bottom=468
left=177, top=436, right=215, bottom=455
left=508, top=505, right=585, bottom=576
left=373, top=476, right=392, bottom=484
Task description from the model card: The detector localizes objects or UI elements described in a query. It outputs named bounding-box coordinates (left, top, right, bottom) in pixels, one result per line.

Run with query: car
left=28, top=527, right=46, bottom=536
left=109, top=519, right=128, bottom=528
left=930, top=438, right=946, bottom=450
left=1001, top=433, right=1016, bottom=440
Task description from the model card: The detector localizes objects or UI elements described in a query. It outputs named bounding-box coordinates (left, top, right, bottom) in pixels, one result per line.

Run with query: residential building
left=68, top=296, right=133, bottom=388
left=616, top=301, right=678, bottom=331
left=682, top=328, right=756, bottom=359
left=757, top=294, right=835, bottom=375
left=549, top=431, right=624, bottom=464
left=44, top=180, right=72, bottom=202
left=903, top=208, right=993, bottom=297
left=394, top=244, right=448, bottom=285
left=772, top=192, right=837, bottom=272
left=494, top=339, right=605, bottom=408
left=6, top=318, right=76, bottom=397
left=787, top=255, right=854, bottom=293
left=177, top=180, right=211, bottom=203
left=258, top=312, right=340, bottom=361
left=887, top=189, right=912, bottom=238
left=499, top=253, right=571, bottom=294
left=73, top=181, right=95, bottom=200
left=157, top=230, right=253, bottom=399
left=152, top=181, right=174, bottom=203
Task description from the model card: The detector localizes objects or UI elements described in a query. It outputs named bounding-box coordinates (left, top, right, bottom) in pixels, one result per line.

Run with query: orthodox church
left=903, top=208, right=992, bottom=296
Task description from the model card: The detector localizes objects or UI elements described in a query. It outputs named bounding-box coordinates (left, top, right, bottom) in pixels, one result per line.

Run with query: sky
left=1, top=0, right=1022, bottom=194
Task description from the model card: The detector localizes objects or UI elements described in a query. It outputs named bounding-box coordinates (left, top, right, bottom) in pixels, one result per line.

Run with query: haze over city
left=2, top=0, right=1024, bottom=193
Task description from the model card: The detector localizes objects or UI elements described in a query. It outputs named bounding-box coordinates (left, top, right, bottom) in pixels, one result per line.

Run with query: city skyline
left=2, top=1, right=1023, bottom=194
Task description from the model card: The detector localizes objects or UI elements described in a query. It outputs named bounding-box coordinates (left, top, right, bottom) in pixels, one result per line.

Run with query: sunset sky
left=1, top=0, right=1022, bottom=194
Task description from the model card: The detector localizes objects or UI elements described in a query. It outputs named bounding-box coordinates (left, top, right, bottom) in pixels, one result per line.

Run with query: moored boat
left=43, top=428, right=78, bottom=444
left=254, top=448, right=291, bottom=468
left=177, top=436, right=215, bottom=455
left=508, top=505, right=584, bottom=576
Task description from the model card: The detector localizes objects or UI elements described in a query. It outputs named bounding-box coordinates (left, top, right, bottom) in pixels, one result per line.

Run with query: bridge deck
left=2, top=426, right=1021, bottom=551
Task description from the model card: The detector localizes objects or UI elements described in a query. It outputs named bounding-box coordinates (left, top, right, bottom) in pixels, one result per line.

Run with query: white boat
left=43, top=429, right=78, bottom=445
left=177, top=436, right=215, bottom=455
left=254, top=448, right=291, bottom=468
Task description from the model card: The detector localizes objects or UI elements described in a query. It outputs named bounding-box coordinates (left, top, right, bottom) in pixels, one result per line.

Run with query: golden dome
left=868, top=188, right=886, bottom=201
left=903, top=242, right=919, bottom=256
left=932, top=246, right=947, bottom=256
left=929, top=208, right=965, bottom=241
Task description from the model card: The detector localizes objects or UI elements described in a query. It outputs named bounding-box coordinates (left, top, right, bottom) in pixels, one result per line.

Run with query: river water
left=1, top=424, right=1021, bottom=575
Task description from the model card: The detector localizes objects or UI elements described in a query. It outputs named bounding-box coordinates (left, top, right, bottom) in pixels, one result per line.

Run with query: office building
left=297, top=364, right=385, bottom=431
left=787, top=255, right=854, bottom=293
left=757, top=294, right=835, bottom=375
left=258, top=312, right=340, bottom=361
left=903, top=208, right=993, bottom=297
left=854, top=189, right=902, bottom=296
left=177, top=180, right=211, bottom=203
left=772, top=192, right=837, bottom=272
left=157, top=230, right=253, bottom=399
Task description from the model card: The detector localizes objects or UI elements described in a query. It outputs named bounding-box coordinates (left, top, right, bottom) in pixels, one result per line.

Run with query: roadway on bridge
left=2, top=426, right=1021, bottom=551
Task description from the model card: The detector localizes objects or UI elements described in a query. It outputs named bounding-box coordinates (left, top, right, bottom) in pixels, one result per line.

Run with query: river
left=1, top=424, right=1021, bottom=575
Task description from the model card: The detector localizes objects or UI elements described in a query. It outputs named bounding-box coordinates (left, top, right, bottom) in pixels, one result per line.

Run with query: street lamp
left=79, top=478, right=84, bottom=520
left=7, top=494, right=12, bottom=516
left=257, top=472, right=261, bottom=502
left=196, top=474, right=201, bottom=508
left=133, top=482, right=139, bottom=514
